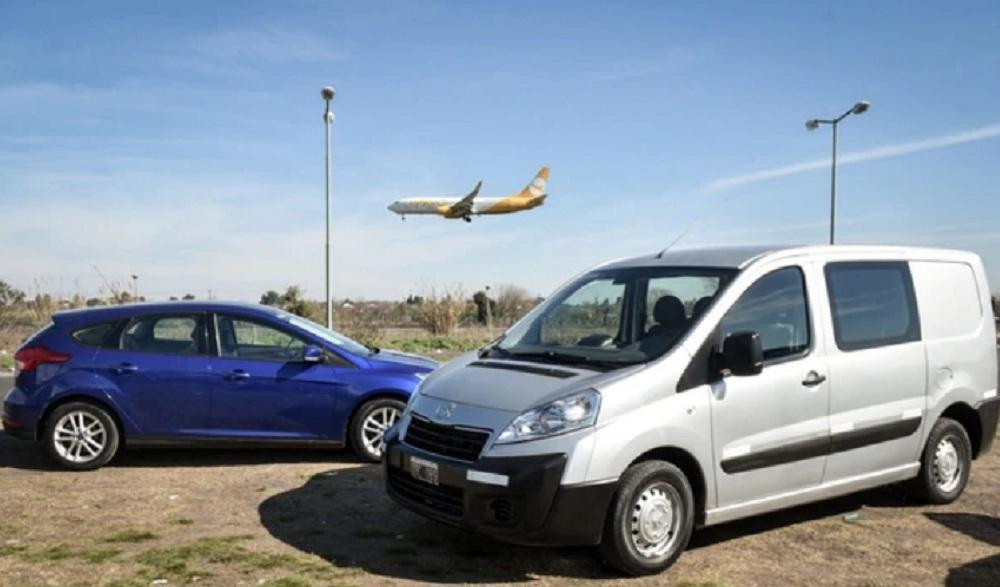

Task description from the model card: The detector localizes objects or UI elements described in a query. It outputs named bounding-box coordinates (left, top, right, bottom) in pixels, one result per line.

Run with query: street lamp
left=322, top=86, right=336, bottom=329
left=805, top=100, right=870, bottom=245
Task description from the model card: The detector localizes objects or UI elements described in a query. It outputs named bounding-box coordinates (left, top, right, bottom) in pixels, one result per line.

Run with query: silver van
left=384, top=245, right=999, bottom=575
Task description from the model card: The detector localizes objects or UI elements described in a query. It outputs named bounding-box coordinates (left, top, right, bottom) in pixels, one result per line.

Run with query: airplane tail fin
left=519, top=166, right=549, bottom=198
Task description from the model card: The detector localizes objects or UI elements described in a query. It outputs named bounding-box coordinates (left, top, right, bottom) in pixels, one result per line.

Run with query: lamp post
left=322, top=86, right=336, bottom=329
left=805, top=100, right=870, bottom=245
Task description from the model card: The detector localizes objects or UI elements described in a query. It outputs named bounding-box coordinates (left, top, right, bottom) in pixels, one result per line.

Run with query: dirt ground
left=2, top=374, right=999, bottom=587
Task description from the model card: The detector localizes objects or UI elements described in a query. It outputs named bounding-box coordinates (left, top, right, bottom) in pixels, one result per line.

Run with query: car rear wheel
left=44, top=402, right=120, bottom=471
left=599, top=460, right=695, bottom=576
left=350, top=398, right=404, bottom=462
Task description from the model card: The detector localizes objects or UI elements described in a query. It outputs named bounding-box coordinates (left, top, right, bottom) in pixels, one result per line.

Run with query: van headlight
left=495, top=390, right=601, bottom=444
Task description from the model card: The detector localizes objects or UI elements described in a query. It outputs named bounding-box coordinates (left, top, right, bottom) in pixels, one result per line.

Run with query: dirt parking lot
left=2, top=373, right=1000, bottom=587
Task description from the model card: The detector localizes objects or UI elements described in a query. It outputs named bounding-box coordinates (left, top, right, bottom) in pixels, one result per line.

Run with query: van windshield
left=487, top=266, right=737, bottom=370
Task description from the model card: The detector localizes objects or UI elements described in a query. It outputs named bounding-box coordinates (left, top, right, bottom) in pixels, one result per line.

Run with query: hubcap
left=53, top=411, right=106, bottom=464
left=361, top=406, right=400, bottom=458
left=629, top=482, right=682, bottom=559
left=933, top=437, right=962, bottom=493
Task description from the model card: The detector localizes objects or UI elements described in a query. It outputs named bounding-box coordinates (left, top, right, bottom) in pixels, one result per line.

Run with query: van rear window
left=825, top=261, right=921, bottom=351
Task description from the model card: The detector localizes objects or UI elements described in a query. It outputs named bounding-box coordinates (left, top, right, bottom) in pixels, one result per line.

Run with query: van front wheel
left=599, top=460, right=694, bottom=576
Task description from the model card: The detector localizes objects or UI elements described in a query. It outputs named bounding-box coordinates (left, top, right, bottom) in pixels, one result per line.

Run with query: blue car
left=2, top=301, right=436, bottom=469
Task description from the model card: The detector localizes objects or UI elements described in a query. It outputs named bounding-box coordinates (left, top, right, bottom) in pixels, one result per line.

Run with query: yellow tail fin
left=519, top=166, right=549, bottom=198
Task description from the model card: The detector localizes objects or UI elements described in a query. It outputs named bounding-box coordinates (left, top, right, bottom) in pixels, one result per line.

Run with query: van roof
left=599, top=244, right=980, bottom=271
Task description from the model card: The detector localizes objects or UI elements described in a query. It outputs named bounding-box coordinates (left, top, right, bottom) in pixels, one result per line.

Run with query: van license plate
left=409, top=457, right=439, bottom=486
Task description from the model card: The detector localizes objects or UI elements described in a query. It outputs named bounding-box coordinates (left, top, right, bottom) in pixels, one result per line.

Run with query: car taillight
left=14, top=346, right=71, bottom=373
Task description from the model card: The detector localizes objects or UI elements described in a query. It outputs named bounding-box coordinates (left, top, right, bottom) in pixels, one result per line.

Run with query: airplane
left=387, top=166, right=549, bottom=222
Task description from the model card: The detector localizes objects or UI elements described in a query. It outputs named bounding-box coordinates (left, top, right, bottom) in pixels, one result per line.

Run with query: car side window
left=71, top=320, right=120, bottom=348
left=121, top=314, right=207, bottom=356
left=719, top=266, right=810, bottom=361
left=216, top=315, right=309, bottom=361
left=825, top=261, right=921, bottom=351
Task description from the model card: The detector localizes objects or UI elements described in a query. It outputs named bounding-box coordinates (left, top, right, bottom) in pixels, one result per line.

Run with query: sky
left=1, top=1, right=999, bottom=302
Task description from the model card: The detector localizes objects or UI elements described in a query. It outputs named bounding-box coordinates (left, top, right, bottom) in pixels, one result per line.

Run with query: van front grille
left=387, top=466, right=464, bottom=519
left=403, top=415, right=490, bottom=462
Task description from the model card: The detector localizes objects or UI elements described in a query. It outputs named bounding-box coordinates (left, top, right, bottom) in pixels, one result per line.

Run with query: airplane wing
left=446, top=180, right=482, bottom=218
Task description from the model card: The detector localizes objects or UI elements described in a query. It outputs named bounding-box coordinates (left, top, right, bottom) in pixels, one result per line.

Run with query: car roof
left=52, top=300, right=283, bottom=324
left=597, top=244, right=980, bottom=271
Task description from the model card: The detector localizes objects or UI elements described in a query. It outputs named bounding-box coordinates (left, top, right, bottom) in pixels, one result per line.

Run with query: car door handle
left=225, top=370, right=250, bottom=381
left=802, top=371, right=827, bottom=387
left=112, top=363, right=138, bottom=375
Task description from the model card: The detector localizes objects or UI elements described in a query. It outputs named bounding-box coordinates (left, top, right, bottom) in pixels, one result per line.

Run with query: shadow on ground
left=259, top=465, right=917, bottom=583
left=926, top=512, right=1000, bottom=586
left=0, top=431, right=358, bottom=471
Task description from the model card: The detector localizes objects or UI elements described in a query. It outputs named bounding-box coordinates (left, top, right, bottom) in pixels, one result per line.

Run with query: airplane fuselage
left=387, top=195, right=545, bottom=218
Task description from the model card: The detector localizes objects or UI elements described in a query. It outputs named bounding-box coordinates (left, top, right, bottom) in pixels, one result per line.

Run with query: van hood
left=365, top=349, right=438, bottom=372
left=418, top=351, right=643, bottom=412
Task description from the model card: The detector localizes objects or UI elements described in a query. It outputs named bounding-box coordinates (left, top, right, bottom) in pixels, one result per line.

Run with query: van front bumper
left=383, top=428, right=616, bottom=546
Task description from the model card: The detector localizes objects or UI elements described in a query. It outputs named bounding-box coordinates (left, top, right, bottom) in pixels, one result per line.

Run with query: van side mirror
left=720, top=331, right=763, bottom=376
left=302, top=345, right=325, bottom=363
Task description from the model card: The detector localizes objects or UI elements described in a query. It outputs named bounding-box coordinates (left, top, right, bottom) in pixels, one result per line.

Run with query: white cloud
left=703, top=123, right=1000, bottom=193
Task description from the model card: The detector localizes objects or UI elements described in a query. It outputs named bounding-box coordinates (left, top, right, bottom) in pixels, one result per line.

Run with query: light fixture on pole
left=322, top=86, right=336, bottom=329
left=805, top=100, right=870, bottom=245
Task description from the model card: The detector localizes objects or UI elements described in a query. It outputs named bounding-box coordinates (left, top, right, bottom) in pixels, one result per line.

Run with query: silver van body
left=384, top=245, right=998, bottom=572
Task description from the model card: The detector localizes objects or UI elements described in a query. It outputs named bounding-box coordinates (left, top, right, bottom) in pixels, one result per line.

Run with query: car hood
left=365, top=349, right=438, bottom=372
left=418, top=351, right=643, bottom=412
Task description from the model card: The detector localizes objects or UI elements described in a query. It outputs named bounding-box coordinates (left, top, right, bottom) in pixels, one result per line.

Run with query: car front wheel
left=44, top=402, right=120, bottom=470
left=350, top=398, right=404, bottom=462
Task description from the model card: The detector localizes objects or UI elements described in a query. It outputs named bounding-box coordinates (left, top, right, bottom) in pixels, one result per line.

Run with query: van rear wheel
left=910, top=417, right=971, bottom=504
left=599, top=460, right=694, bottom=576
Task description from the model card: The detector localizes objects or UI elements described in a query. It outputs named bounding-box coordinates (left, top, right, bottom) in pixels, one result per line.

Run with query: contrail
left=703, top=123, right=1000, bottom=193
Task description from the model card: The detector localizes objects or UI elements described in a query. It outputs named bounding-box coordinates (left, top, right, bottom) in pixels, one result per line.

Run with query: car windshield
left=490, top=266, right=737, bottom=370
left=270, top=310, right=371, bottom=356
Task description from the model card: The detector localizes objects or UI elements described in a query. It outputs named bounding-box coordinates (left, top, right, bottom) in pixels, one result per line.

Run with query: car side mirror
left=302, top=345, right=325, bottom=363
left=720, top=331, right=763, bottom=376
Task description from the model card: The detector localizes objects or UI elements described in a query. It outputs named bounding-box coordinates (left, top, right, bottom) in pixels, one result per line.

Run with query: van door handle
left=112, top=363, right=138, bottom=374
left=225, top=369, right=250, bottom=381
left=802, top=371, right=826, bottom=387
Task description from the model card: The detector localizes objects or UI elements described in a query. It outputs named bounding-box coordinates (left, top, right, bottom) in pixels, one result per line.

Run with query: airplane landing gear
left=462, top=216, right=472, bottom=223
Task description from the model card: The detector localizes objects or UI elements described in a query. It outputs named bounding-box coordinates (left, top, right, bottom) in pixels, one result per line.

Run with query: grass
left=18, top=544, right=121, bottom=564
left=129, top=534, right=358, bottom=584
left=102, top=529, right=159, bottom=544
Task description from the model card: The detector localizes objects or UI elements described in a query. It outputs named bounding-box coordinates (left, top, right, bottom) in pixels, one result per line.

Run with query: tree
left=182, top=293, right=196, bottom=301
left=259, top=290, right=281, bottom=306
left=472, top=290, right=497, bottom=325
left=0, top=280, right=25, bottom=307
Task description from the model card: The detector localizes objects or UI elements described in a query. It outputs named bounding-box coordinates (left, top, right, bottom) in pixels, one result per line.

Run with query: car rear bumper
left=3, top=388, right=40, bottom=441
left=383, top=427, right=616, bottom=546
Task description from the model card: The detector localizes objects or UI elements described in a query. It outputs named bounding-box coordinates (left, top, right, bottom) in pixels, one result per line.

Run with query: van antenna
left=657, top=224, right=695, bottom=258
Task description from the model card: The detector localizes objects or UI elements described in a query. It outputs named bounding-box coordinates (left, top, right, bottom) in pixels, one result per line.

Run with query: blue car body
left=2, top=302, right=435, bottom=452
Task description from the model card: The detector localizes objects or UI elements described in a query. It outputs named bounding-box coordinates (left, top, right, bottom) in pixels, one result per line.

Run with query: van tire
left=910, top=417, right=972, bottom=504
left=44, top=402, right=120, bottom=471
left=599, top=460, right=694, bottom=576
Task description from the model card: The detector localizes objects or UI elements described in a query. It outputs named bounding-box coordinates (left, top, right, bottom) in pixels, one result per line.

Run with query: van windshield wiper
left=478, top=334, right=509, bottom=359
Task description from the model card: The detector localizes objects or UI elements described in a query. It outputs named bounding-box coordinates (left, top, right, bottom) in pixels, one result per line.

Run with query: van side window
left=720, top=267, right=810, bottom=361
left=825, top=261, right=920, bottom=351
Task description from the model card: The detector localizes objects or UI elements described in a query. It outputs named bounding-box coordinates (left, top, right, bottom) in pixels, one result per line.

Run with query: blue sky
left=2, top=1, right=999, bottom=301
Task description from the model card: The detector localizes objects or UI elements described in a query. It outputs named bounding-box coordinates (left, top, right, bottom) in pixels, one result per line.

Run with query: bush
left=417, top=287, right=470, bottom=336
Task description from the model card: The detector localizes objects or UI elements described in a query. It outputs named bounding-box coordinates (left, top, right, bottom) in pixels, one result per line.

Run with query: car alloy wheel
left=52, top=410, right=107, bottom=464
left=361, top=406, right=400, bottom=459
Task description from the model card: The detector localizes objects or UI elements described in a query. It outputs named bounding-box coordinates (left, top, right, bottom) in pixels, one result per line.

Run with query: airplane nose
left=387, top=202, right=397, bottom=212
